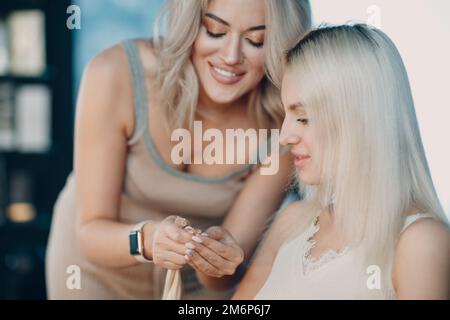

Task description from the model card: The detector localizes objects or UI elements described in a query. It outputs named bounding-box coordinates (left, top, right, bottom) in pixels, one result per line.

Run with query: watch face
left=129, top=230, right=141, bottom=255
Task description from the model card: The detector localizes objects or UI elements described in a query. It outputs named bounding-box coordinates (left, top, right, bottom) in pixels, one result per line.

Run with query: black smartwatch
left=129, top=221, right=153, bottom=263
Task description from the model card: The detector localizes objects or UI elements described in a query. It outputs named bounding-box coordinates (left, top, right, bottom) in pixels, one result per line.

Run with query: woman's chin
left=296, top=169, right=320, bottom=186
left=200, top=80, right=250, bottom=105
left=206, top=89, right=243, bottom=105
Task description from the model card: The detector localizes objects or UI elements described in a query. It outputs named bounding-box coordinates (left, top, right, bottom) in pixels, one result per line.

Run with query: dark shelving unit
left=0, top=0, right=73, bottom=299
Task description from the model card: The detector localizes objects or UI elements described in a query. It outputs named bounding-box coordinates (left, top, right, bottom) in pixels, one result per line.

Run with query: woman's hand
left=185, top=226, right=244, bottom=278
left=145, top=215, right=194, bottom=270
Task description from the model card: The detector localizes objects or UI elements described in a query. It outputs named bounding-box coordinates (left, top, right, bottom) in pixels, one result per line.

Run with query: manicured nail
left=201, top=232, right=208, bottom=237
left=192, top=236, right=203, bottom=243
left=186, top=249, right=194, bottom=256
left=185, top=242, right=196, bottom=250
left=185, top=226, right=194, bottom=234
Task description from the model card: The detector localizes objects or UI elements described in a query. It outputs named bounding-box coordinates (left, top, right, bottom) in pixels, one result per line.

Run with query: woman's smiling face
left=191, top=0, right=266, bottom=106
left=280, top=69, right=321, bottom=186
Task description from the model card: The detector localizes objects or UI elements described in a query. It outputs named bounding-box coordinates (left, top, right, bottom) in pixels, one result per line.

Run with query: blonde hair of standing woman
left=284, top=24, right=449, bottom=298
left=152, top=0, right=312, bottom=131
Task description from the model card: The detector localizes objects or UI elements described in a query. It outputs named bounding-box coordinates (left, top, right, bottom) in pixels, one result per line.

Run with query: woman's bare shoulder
left=393, top=216, right=450, bottom=299
left=90, top=42, right=127, bottom=72
left=78, top=43, right=135, bottom=136
left=83, top=38, right=163, bottom=137
left=396, top=216, right=450, bottom=259
left=84, top=38, right=158, bottom=86
left=83, top=42, right=132, bottom=94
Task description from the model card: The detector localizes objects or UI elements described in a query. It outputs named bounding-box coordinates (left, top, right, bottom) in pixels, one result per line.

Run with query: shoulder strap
left=121, top=39, right=149, bottom=143
left=401, top=213, right=435, bottom=233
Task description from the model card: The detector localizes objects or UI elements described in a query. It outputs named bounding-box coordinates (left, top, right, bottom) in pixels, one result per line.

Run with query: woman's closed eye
left=246, top=38, right=263, bottom=48
left=297, top=118, right=309, bottom=125
left=206, top=30, right=264, bottom=48
left=206, top=30, right=226, bottom=38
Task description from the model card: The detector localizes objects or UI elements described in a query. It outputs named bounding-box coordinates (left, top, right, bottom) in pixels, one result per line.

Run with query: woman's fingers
left=153, top=242, right=187, bottom=265
left=166, top=239, right=191, bottom=256
left=162, top=251, right=186, bottom=266
left=161, top=261, right=184, bottom=270
left=195, top=234, right=244, bottom=264
left=205, top=226, right=226, bottom=241
left=164, top=223, right=194, bottom=244
left=184, top=226, right=245, bottom=277
left=195, top=226, right=245, bottom=265
left=186, top=250, right=224, bottom=277
left=151, top=216, right=197, bottom=267
left=191, top=242, right=236, bottom=276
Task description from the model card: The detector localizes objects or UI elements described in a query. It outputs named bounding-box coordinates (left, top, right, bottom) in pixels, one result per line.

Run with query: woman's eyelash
left=206, top=30, right=225, bottom=38
left=246, top=39, right=264, bottom=48
left=297, top=118, right=309, bottom=125
left=206, top=30, right=264, bottom=48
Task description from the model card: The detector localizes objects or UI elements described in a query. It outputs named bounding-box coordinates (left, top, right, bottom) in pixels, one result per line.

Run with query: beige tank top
left=254, top=212, right=436, bottom=300
left=45, top=39, right=268, bottom=299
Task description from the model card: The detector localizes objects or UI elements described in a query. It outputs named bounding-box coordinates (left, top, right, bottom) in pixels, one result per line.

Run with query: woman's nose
left=222, top=35, right=243, bottom=65
left=279, top=120, right=301, bottom=146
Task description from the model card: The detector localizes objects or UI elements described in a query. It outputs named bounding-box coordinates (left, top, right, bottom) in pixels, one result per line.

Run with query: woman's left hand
left=184, top=226, right=244, bottom=278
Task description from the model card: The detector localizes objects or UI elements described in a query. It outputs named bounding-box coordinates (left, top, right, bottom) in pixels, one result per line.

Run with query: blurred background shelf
left=0, top=0, right=73, bottom=299
left=0, top=0, right=164, bottom=300
left=0, top=71, right=54, bottom=83
left=0, top=213, right=51, bottom=299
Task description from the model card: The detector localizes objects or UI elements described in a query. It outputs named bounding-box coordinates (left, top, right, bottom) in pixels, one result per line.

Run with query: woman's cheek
left=193, top=32, right=219, bottom=56
left=246, top=49, right=265, bottom=73
left=243, top=53, right=265, bottom=86
left=302, top=130, right=315, bottom=159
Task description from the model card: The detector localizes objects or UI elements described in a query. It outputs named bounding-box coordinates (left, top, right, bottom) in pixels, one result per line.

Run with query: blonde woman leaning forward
left=234, top=24, right=450, bottom=300
left=45, top=0, right=312, bottom=299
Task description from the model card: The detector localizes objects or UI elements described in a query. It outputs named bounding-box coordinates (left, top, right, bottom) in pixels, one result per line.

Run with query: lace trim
left=302, top=215, right=349, bottom=275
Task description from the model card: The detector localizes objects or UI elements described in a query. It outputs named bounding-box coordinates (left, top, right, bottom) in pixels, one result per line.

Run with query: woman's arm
left=75, top=44, right=192, bottom=269
left=75, top=44, right=140, bottom=268
left=393, top=218, right=450, bottom=299
left=189, top=154, right=294, bottom=290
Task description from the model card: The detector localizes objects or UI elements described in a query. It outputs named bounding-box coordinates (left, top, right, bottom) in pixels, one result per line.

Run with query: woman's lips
left=208, top=62, right=245, bottom=85
left=294, top=154, right=311, bottom=168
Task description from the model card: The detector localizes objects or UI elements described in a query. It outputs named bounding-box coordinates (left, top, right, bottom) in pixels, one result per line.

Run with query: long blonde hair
left=285, top=24, right=449, bottom=297
left=151, top=0, right=311, bottom=131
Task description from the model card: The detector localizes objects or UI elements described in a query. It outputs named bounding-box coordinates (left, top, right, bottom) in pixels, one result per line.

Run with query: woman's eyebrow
left=204, top=13, right=266, bottom=31
left=288, top=102, right=305, bottom=112
left=205, top=13, right=229, bottom=26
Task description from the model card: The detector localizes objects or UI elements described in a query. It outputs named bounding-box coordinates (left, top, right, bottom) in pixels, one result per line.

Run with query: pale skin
left=232, top=70, right=450, bottom=299
left=76, top=0, right=292, bottom=291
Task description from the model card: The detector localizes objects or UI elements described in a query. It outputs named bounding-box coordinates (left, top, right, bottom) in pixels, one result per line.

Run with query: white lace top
left=301, top=215, right=351, bottom=275
left=254, top=212, right=435, bottom=300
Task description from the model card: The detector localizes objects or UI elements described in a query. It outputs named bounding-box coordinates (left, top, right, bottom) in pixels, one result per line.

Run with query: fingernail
left=186, top=249, right=194, bottom=256
left=185, top=226, right=194, bottom=234
left=201, top=232, right=208, bottom=237
left=184, top=255, right=190, bottom=261
left=192, top=236, right=203, bottom=243
left=185, top=242, right=196, bottom=250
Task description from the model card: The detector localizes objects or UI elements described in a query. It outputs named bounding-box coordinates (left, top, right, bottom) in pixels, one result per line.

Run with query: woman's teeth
left=214, top=66, right=238, bottom=78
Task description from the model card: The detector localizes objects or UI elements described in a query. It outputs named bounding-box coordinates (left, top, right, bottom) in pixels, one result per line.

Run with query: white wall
left=311, top=0, right=450, bottom=219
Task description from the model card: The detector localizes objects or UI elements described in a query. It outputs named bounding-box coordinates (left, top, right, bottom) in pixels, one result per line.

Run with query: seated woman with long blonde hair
left=233, top=24, right=450, bottom=300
